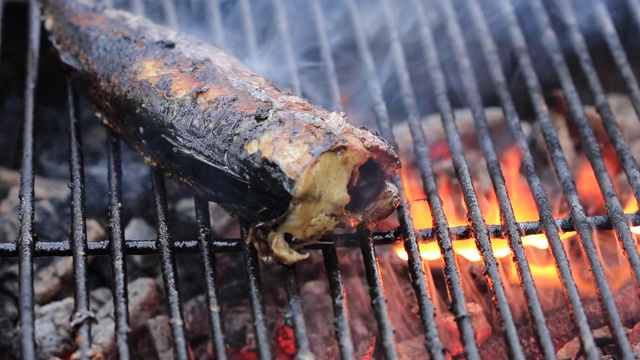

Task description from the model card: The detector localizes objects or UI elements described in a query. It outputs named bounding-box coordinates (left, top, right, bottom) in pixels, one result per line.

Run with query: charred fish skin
left=40, top=0, right=401, bottom=264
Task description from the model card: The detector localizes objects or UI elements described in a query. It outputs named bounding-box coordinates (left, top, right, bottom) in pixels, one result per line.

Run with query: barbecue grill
left=2, top=0, right=640, bottom=359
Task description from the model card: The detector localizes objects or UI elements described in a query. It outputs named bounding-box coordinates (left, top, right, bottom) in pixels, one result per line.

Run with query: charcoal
left=31, top=220, right=105, bottom=303
left=125, top=217, right=159, bottom=273
left=0, top=168, right=72, bottom=244
left=477, top=280, right=640, bottom=358
left=0, top=316, right=20, bottom=359
left=35, top=297, right=77, bottom=359
left=134, top=315, right=177, bottom=360
left=0, top=167, right=70, bottom=203
left=34, top=278, right=160, bottom=360
left=628, top=322, right=640, bottom=357
left=299, top=279, right=337, bottom=359
left=556, top=325, right=629, bottom=360
left=183, top=295, right=210, bottom=342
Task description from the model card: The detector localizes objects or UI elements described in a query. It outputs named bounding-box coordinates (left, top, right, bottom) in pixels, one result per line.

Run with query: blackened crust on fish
left=41, top=0, right=293, bottom=222
left=40, top=0, right=401, bottom=263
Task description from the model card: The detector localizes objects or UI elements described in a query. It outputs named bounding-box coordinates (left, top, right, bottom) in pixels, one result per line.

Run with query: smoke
left=119, top=0, right=639, bottom=130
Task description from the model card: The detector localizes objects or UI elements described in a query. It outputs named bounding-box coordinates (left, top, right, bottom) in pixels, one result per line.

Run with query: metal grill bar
left=359, top=236, right=398, bottom=359
left=238, top=2, right=313, bottom=353
left=465, top=0, right=597, bottom=357
left=396, top=210, right=455, bottom=359
left=150, top=169, right=190, bottom=360
left=17, top=1, right=40, bottom=358
left=497, top=0, right=603, bottom=358
left=106, top=131, right=132, bottom=360
left=321, top=245, right=355, bottom=360
left=344, top=0, right=448, bottom=358
left=420, top=0, right=525, bottom=356
left=531, top=0, right=640, bottom=290
left=558, top=0, right=640, bottom=211
left=471, top=0, right=633, bottom=357
left=595, top=0, right=640, bottom=120
left=308, top=3, right=370, bottom=355
left=309, top=4, right=357, bottom=355
left=550, top=1, right=639, bottom=356
left=4, top=213, right=640, bottom=257
left=8, top=1, right=640, bottom=358
left=282, top=265, right=313, bottom=358
left=67, top=83, right=92, bottom=360
left=194, top=197, right=228, bottom=360
left=241, top=231, right=273, bottom=360
left=434, top=0, right=557, bottom=356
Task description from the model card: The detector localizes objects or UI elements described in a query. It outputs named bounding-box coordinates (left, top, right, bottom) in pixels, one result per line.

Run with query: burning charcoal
left=436, top=302, right=491, bottom=357
left=86, top=219, right=107, bottom=244
left=478, top=280, right=640, bottom=358
left=556, top=325, right=629, bottom=360
left=392, top=107, right=516, bottom=167
left=171, top=198, right=198, bottom=239
left=274, top=316, right=296, bottom=360
left=298, top=279, right=338, bottom=359
left=223, top=304, right=256, bottom=353
left=1, top=219, right=105, bottom=303
left=607, top=94, right=640, bottom=143
left=628, top=322, right=640, bottom=357
left=353, top=334, right=375, bottom=360
left=397, top=335, right=452, bottom=360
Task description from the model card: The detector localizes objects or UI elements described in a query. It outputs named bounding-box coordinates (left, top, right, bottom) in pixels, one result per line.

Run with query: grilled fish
left=40, top=0, right=401, bottom=264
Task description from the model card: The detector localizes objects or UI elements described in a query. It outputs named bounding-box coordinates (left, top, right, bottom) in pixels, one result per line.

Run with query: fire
left=396, top=147, right=576, bottom=262
left=625, top=196, right=640, bottom=235
left=394, top=145, right=638, bottom=287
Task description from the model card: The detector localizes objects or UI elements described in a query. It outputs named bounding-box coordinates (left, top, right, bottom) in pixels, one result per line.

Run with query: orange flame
left=394, top=145, right=636, bottom=287
left=624, top=196, right=640, bottom=235
left=396, top=147, right=577, bottom=262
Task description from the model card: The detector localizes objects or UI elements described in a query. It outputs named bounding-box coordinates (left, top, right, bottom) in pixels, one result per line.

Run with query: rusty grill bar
left=2, top=0, right=640, bottom=359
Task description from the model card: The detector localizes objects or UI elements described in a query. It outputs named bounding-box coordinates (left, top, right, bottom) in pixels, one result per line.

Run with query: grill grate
left=2, top=0, right=640, bottom=359
left=106, top=129, right=131, bottom=360
left=17, top=1, right=40, bottom=357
